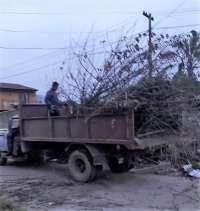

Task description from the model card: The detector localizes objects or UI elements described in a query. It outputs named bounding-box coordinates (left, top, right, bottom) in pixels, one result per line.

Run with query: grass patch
left=0, top=199, right=25, bottom=211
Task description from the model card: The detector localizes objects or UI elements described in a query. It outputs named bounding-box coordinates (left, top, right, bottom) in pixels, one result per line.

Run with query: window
left=19, top=93, right=29, bottom=104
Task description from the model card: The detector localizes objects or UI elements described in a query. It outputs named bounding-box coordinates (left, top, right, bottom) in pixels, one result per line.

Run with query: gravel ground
left=0, top=159, right=199, bottom=211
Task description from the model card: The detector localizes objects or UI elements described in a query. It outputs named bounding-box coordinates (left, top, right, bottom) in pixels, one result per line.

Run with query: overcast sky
left=0, top=0, right=199, bottom=95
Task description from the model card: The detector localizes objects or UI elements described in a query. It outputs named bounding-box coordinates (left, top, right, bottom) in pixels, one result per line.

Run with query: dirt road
left=0, top=159, right=199, bottom=211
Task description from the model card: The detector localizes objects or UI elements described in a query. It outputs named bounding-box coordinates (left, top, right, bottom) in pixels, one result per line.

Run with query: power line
left=1, top=9, right=199, bottom=35
left=3, top=33, right=148, bottom=49
left=0, top=28, right=145, bottom=52
left=153, top=14, right=200, bottom=24
left=153, top=0, right=188, bottom=28
left=0, top=19, right=147, bottom=50
left=0, top=15, right=196, bottom=55
left=1, top=8, right=198, bottom=80
left=0, top=47, right=73, bottom=50
left=0, top=51, right=106, bottom=80
left=0, top=11, right=138, bottom=15
left=1, top=18, right=146, bottom=80
left=154, top=8, right=200, bottom=15
left=2, top=27, right=141, bottom=75
left=0, top=51, right=60, bottom=71
left=0, top=15, right=141, bottom=35
left=0, top=61, right=63, bottom=80
left=0, top=15, right=139, bottom=71
left=3, top=25, right=196, bottom=80
left=0, top=31, right=148, bottom=80
left=0, top=28, right=118, bottom=34
left=153, top=23, right=200, bottom=30
left=0, top=51, right=65, bottom=75
left=2, top=26, right=194, bottom=81
left=0, top=25, right=198, bottom=51
left=3, top=3, right=198, bottom=79
left=0, top=7, right=199, bottom=15
left=1, top=37, right=129, bottom=75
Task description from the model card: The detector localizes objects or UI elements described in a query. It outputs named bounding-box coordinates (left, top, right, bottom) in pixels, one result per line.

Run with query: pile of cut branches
left=59, top=31, right=200, bottom=136
left=57, top=30, right=200, bottom=166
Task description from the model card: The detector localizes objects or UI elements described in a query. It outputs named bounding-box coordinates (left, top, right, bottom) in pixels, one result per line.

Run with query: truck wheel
left=90, top=165, right=103, bottom=181
left=109, top=159, right=131, bottom=173
left=0, top=151, right=7, bottom=166
left=68, top=150, right=95, bottom=183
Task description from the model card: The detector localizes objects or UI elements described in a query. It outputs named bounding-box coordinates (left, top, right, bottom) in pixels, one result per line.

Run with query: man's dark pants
left=47, top=110, right=60, bottom=117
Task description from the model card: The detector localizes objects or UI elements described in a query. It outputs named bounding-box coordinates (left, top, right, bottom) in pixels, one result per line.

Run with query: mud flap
left=85, top=144, right=107, bottom=166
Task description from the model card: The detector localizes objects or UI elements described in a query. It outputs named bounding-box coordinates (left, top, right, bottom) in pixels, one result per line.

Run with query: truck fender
left=0, top=129, right=9, bottom=152
left=65, top=144, right=107, bottom=166
left=20, top=141, right=32, bottom=153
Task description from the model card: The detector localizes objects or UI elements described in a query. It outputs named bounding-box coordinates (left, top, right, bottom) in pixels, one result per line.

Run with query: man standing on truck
left=44, top=82, right=65, bottom=117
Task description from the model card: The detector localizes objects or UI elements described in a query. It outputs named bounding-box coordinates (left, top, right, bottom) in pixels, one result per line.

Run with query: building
left=0, top=82, right=37, bottom=111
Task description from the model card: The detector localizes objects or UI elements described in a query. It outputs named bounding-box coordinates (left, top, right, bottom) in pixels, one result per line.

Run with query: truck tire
left=109, top=159, right=131, bottom=173
left=90, top=165, right=103, bottom=181
left=68, top=150, right=95, bottom=183
left=0, top=151, right=7, bottom=166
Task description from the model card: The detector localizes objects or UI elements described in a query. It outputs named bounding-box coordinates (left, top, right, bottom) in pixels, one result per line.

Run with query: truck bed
left=19, top=104, right=176, bottom=150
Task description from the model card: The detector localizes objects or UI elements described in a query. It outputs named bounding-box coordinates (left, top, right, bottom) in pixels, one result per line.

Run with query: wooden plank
left=129, top=162, right=171, bottom=174
left=49, top=117, right=53, bottom=138
left=68, top=117, right=71, bottom=138
left=137, top=130, right=166, bottom=138
left=133, top=134, right=178, bottom=149
left=126, top=113, right=129, bottom=139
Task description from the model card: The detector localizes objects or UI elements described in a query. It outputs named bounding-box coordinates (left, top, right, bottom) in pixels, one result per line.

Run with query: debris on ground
left=0, top=199, right=25, bottom=211
left=129, top=161, right=177, bottom=175
left=1, top=161, right=199, bottom=211
left=182, top=163, right=200, bottom=178
left=189, top=169, right=200, bottom=178
left=192, top=161, right=200, bottom=170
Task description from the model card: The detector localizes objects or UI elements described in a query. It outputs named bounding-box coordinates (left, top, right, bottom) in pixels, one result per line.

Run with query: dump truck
left=0, top=104, right=175, bottom=182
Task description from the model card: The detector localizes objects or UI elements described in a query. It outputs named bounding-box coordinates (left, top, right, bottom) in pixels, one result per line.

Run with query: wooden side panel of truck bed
left=19, top=105, right=177, bottom=150
left=19, top=104, right=135, bottom=149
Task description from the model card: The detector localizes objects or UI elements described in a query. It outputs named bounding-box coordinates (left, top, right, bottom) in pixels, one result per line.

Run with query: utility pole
left=143, top=11, right=154, bottom=78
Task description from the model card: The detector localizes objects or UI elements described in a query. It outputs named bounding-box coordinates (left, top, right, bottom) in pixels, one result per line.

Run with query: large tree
left=173, top=31, right=200, bottom=79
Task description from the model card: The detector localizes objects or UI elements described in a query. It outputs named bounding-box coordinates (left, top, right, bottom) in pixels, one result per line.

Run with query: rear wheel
left=0, top=151, right=7, bottom=166
left=109, top=158, right=132, bottom=173
left=90, top=165, right=103, bottom=181
left=68, top=150, right=95, bottom=183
